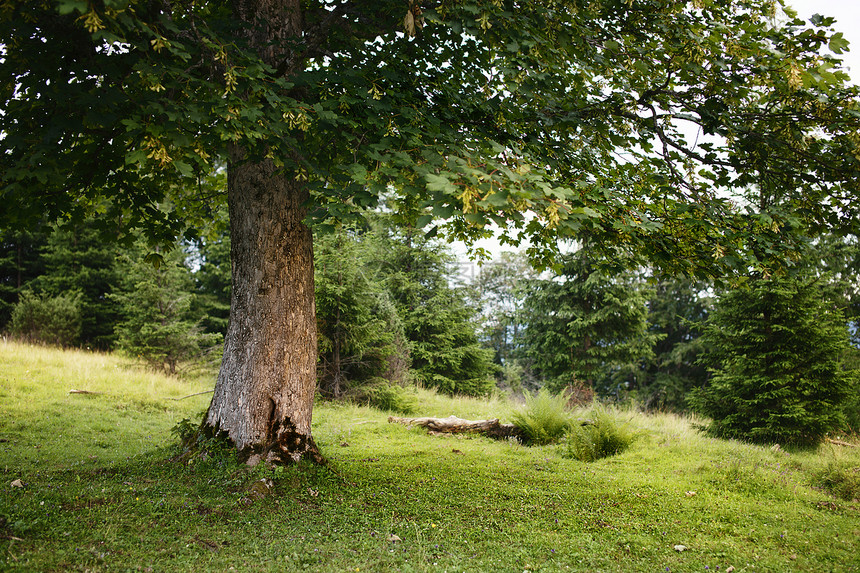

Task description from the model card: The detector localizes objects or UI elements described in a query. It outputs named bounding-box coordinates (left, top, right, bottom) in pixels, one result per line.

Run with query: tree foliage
left=111, top=246, right=221, bottom=374
left=377, top=226, right=495, bottom=396
left=9, top=289, right=82, bottom=347
left=520, top=247, right=661, bottom=394
left=5, top=0, right=860, bottom=459
left=472, top=251, right=536, bottom=368
left=0, top=229, right=46, bottom=330
left=624, top=278, right=712, bottom=411
left=3, top=1, right=860, bottom=270
left=314, top=227, right=406, bottom=397
left=691, top=276, right=856, bottom=447
left=28, top=222, right=123, bottom=348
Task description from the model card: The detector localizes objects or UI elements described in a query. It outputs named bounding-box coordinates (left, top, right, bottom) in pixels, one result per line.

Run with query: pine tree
left=520, top=248, right=660, bottom=396
left=111, top=246, right=220, bottom=375
left=30, top=223, right=122, bottom=349
left=0, top=229, right=46, bottom=331
left=314, top=227, right=405, bottom=397
left=376, top=226, right=495, bottom=396
left=691, top=276, right=856, bottom=447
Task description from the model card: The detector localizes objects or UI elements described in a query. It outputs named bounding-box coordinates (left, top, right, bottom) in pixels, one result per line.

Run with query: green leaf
left=416, top=214, right=433, bottom=228
left=425, top=173, right=457, bottom=194
left=829, top=32, right=849, bottom=55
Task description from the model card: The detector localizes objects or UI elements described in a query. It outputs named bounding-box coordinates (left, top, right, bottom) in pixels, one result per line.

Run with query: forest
left=4, top=0, right=860, bottom=568
left=2, top=209, right=859, bottom=446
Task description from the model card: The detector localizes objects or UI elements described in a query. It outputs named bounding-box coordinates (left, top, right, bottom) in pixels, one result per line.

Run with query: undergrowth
left=812, top=461, right=860, bottom=501
left=561, top=406, right=635, bottom=462
left=510, top=387, right=571, bottom=445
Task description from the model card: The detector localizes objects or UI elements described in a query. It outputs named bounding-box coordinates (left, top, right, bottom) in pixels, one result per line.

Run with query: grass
left=1, top=339, right=859, bottom=572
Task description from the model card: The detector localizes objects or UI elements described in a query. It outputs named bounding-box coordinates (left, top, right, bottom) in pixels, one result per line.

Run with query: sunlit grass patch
left=0, top=340, right=211, bottom=470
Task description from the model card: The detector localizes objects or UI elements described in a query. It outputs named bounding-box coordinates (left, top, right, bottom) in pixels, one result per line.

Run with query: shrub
left=560, top=406, right=634, bottom=462
left=812, top=462, right=860, bottom=501
left=9, top=290, right=82, bottom=347
left=511, top=388, right=571, bottom=445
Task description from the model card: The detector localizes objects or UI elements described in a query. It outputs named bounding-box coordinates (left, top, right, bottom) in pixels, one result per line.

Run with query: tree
left=472, top=251, right=536, bottom=368
left=314, top=227, right=405, bottom=397
left=691, top=276, right=856, bottom=447
left=29, top=222, right=123, bottom=349
left=190, top=229, right=233, bottom=338
left=0, top=229, right=46, bottom=331
left=3, top=0, right=860, bottom=463
left=112, top=245, right=221, bottom=375
left=9, top=289, right=82, bottom=347
left=626, top=278, right=712, bottom=411
left=520, top=247, right=661, bottom=395
left=376, top=226, right=495, bottom=396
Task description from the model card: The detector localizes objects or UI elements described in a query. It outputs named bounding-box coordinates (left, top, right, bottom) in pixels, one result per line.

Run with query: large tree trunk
left=205, top=154, right=321, bottom=465
left=204, top=0, right=322, bottom=465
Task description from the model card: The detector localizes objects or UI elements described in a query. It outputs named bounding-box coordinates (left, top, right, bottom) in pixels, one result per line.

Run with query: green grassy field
left=1, top=340, right=858, bottom=572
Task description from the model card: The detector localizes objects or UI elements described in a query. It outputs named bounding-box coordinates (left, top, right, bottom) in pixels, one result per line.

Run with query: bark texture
left=205, top=154, right=321, bottom=464
left=204, top=0, right=322, bottom=464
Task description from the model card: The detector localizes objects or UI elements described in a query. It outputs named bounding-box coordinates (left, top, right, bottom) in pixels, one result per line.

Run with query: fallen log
left=388, top=415, right=523, bottom=440
left=826, top=438, right=858, bottom=448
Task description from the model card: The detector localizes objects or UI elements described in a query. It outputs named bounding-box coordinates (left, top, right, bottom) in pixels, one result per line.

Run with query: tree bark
left=205, top=153, right=322, bottom=465
left=203, top=0, right=322, bottom=465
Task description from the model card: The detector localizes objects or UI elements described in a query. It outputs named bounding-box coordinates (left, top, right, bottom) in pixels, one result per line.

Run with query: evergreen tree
left=314, top=227, right=406, bottom=397
left=111, top=246, right=220, bottom=375
left=520, top=248, right=660, bottom=396
left=472, top=251, right=536, bottom=367
left=691, top=276, right=856, bottom=447
left=377, top=227, right=495, bottom=396
left=627, top=278, right=712, bottom=411
left=0, top=229, right=46, bottom=331
left=28, top=223, right=122, bottom=349
left=190, top=230, right=232, bottom=337
left=9, top=289, right=82, bottom=347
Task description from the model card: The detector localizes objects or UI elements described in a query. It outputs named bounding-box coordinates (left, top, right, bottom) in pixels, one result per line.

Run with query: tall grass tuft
left=812, top=461, right=860, bottom=501
left=560, top=405, right=634, bottom=462
left=351, top=380, right=419, bottom=415
left=510, top=388, right=571, bottom=445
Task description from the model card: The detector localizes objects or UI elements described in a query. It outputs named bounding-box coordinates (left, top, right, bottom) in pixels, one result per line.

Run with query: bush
left=9, top=290, right=82, bottom=347
left=812, top=462, right=860, bottom=501
left=511, top=388, right=571, bottom=445
left=560, top=406, right=634, bottom=462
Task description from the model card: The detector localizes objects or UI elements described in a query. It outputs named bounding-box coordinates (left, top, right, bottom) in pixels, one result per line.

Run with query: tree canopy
left=3, top=0, right=860, bottom=271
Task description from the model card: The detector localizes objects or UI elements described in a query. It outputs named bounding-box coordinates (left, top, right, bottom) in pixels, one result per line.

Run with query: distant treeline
left=3, top=218, right=860, bottom=438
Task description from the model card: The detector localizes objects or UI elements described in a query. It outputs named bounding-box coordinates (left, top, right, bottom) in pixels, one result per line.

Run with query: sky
left=787, top=0, right=860, bottom=84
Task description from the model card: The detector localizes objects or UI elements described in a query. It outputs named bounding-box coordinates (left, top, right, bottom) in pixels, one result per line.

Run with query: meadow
left=1, top=340, right=858, bottom=572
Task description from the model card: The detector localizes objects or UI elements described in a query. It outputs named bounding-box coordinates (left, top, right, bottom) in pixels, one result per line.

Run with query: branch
left=170, top=390, right=214, bottom=400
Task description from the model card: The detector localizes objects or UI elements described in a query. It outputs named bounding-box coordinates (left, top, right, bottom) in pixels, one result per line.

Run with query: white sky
left=787, top=0, right=860, bottom=84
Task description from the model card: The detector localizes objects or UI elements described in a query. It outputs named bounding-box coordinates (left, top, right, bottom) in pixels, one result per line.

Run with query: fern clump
left=560, top=406, right=634, bottom=462
left=511, top=388, right=572, bottom=445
